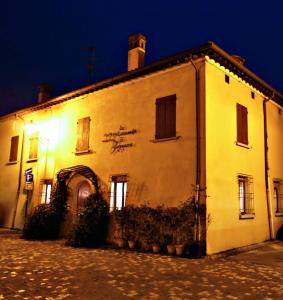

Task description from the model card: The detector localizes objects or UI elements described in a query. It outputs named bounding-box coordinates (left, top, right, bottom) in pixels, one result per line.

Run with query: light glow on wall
left=25, top=119, right=60, bottom=150
left=40, top=119, right=60, bottom=150
left=25, top=122, right=37, bottom=135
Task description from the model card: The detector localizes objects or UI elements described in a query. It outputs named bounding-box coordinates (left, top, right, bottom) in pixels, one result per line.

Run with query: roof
left=1, top=41, right=283, bottom=118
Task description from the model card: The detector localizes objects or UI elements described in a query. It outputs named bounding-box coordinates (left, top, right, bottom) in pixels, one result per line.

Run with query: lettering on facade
left=102, top=126, right=137, bottom=153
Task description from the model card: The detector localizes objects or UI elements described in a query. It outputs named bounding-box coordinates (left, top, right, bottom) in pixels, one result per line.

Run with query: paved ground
left=0, top=229, right=282, bottom=299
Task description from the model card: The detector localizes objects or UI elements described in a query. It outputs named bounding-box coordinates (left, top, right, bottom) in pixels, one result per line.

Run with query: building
left=0, top=34, right=282, bottom=254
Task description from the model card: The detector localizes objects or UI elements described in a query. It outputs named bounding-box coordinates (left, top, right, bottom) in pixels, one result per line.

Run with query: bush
left=111, top=199, right=204, bottom=255
left=22, top=180, right=68, bottom=240
left=67, top=193, right=109, bottom=247
left=22, top=204, right=62, bottom=240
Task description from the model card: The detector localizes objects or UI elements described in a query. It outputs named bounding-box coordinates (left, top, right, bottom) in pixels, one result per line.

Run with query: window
left=41, top=180, right=52, bottom=204
left=251, top=91, right=255, bottom=99
left=155, top=94, right=176, bottom=139
left=9, top=135, right=19, bottom=162
left=76, top=117, right=90, bottom=153
left=237, top=103, right=248, bottom=145
left=110, top=175, right=127, bottom=212
left=238, top=175, right=254, bottom=216
left=225, top=74, right=230, bottom=84
left=274, top=180, right=283, bottom=214
left=28, top=132, right=38, bottom=160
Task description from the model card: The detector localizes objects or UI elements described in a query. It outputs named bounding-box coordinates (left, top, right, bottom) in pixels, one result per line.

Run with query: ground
left=0, top=229, right=282, bottom=299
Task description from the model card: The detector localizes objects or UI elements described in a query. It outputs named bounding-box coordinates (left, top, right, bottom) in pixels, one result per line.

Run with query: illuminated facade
left=0, top=36, right=282, bottom=254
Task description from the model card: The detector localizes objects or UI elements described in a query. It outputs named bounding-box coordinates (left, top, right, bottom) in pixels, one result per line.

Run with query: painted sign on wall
left=102, top=126, right=137, bottom=153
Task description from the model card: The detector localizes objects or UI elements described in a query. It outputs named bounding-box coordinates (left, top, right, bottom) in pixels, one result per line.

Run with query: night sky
left=0, top=0, right=282, bottom=116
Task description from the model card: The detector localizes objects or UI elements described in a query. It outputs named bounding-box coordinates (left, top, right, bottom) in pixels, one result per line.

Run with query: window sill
left=26, top=158, right=38, bottom=163
left=275, top=212, right=283, bottom=217
left=74, top=149, right=94, bottom=155
left=235, top=141, right=251, bottom=149
left=150, top=136, right=181, bottom=143
left=239, top=213, right=255, bottom=219
left=6, top=161, right=18, bottom=165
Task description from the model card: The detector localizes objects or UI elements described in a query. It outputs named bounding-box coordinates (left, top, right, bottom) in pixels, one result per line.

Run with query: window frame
left=236, top=103, right=248, bottom=146
left=75, top=116, right=91, bottom=154
left=40, top=179, right=53, bottom=204
left=9, top=135, right=19, bottom=162
left=28, top=132, right=39, bottom=161
left=274, top=180, right=283, bottom=215
left=238, top=174, right=254, bottom=218
left=155, top=94, right=176, bottom=140
left=109, top=175, right=127, bottom=212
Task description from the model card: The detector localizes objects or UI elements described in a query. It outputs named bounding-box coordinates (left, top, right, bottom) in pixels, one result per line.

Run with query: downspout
left=263, top=96, right=274, bottom=240
left=189, top=56, right=201, bottom=245
left=11, top=115, right=25, bottom=229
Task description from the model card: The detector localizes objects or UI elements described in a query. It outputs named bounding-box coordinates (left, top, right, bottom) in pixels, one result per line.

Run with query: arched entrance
left=56, top=165, right=99, bottom=237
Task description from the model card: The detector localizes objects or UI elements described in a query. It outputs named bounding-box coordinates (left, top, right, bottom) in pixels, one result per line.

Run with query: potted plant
left=124, top=207, right=137, bottom=249
left=151, top=207, right=165, bottom=253
left=112, top=208, right=125, bottom=248
left=160, top=207, right=178, bottom=255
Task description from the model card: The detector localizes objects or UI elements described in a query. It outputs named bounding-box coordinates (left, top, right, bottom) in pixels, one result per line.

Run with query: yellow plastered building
left=0, top=35, right=282, bottom=254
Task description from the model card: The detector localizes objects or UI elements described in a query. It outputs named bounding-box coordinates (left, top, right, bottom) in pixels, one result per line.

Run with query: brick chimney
left=128, top=33, right=146, bottom=71
left=38, top=83, right=52, bottom=103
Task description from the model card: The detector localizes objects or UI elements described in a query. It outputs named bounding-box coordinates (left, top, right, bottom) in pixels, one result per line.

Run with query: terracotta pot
left=128, top=240, right=136, bottom=249
left=167, top=244, right=175, bottom=255
left=152, top=244, right=161, bottom=253
left=175, top=244, right=185, bottom=256
left=141, top=240, right=151, bottom=252
left=115, top=238, right=125, bottom=248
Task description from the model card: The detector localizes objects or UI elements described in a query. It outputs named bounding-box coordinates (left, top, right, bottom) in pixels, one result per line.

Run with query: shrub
left=110, top=199, right=204, bottom=256
left=67, top=193, right=109, bottom=247
left=22, top=204, right=62, bottom=240
left=22, top=180, right=68, bottom=240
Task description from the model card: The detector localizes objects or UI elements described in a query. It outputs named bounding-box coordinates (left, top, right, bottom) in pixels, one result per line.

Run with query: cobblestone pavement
left=0, top=230, right=283, bottom=300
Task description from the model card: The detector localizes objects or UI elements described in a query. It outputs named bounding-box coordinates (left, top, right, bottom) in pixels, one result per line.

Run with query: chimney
left=38, top=83, right=52, bottom=103
left=128, top=33, right=146, bottom=71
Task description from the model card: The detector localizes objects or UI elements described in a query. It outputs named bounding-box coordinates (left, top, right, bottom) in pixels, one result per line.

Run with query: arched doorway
left=56, top=165, right=99, bottom=237
left=77, top=180, right=92, bottom=215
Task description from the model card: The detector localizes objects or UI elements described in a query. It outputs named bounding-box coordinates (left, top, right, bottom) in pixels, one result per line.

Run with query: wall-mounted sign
left=25, top=182, right=34, bottom=190
left=102, top=126, right=137, bottom=153
left=24, top=168, right=34, bottom=190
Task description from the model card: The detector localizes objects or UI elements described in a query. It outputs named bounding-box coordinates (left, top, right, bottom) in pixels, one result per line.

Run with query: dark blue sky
left=0, top=0, right=282, bottom=116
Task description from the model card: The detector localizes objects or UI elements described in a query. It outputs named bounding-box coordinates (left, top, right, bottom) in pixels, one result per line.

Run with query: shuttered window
left=76, top=117, right=90, bottom=152
left=9, top=135, right=19, bottom=162
left=29, top=133, right=38, bottom=160
left=237, top=103, right=248, bottom=145
left=155, top=94, right=176, bottom=139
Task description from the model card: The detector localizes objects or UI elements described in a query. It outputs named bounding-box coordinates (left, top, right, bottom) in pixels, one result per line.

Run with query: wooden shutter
left=29, top=133, right=38, bottom=159
left=155, top=94, right=176, bottom=139
left=9, top=135, right=19, bottom=162
left=166, top=95, right=176, bottom=138
left=156, top=99, right=166, bottom=139
left=237, top=104, right=248, bottom=144
left=76, top=117, right=90, bottom=152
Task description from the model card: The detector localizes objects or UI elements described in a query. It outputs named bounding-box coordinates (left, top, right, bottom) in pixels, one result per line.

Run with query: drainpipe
left=11, top=115, right=25, bottom=229
left=189, top=56, right=201, bottom=245
left=263, top=96, right=274, bottom=240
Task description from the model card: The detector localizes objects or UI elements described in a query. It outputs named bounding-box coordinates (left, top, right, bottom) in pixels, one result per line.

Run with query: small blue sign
left=25, top=168, right=33, bottom=183
left=26, top=173, right=34, bottom=183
